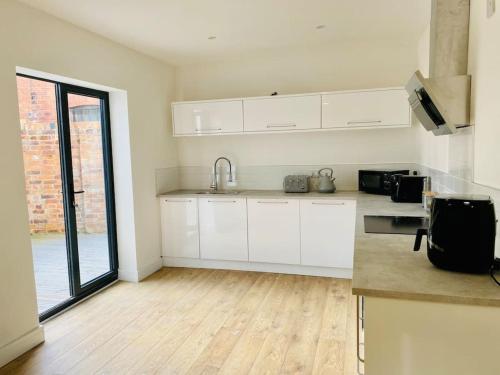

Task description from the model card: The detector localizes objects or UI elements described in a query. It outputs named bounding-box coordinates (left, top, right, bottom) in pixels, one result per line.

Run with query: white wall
left=0, top=0, right=176, bottom=365
left=175, top=40, right=421, bottom=168
left=416, top=1, right=500, bottom=189
left=469, top=0, right=500, bottom=189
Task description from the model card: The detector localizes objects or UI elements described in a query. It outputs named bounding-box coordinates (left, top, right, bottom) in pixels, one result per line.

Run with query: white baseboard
left=0, top=326, right=44, bottom=368
left=162, top=257, right=352, bottom=279
left=118, top=267, right=139, bottom=282
left=138, top=258, right=163, bottom=281
left=119, top=257, right=163, bottom=282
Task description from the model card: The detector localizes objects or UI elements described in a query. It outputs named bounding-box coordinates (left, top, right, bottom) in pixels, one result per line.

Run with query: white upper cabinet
left=300, top=199, right=356, bottom=268
left=198, top=197, right=248, bottom=261
left=247, top=199, right=300, bottom=265
left=243, top=95, right=321, bottom=132
left=160, top=198, right=199, bottom=259
left=321, top=89, right=410, bottom=129
left=172, top=100, right=243, bottom=135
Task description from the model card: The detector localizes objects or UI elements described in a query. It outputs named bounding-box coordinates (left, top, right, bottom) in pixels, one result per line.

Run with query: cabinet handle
left=347, top=120, right=382, bottom=125
left=266, top=123, right=296, bottom=128
left=208, top=200, right=237, bottom=203
left=165, top=199, right=192, bottom=203
left=311, top=202, right=345, bottom=205
left=195, top=128, right=222, bottom=132
left=257, top=201, right=289, bottom=204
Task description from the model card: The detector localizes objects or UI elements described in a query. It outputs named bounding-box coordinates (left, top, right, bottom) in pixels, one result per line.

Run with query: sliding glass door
left=17, top=75, right=118, bottom=321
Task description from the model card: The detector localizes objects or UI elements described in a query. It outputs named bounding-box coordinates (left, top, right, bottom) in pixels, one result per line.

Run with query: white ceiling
left=18, top=0, right=431, bottom=66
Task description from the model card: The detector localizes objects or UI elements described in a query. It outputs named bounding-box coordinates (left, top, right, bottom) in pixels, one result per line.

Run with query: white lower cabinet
left=247, top=199, right=300, bottom=265
left=198, top=197, right=248, bottom=261
left=160, top=198, right=199, bottom=259
left=300, top=199, right=356, bottom=268
left=161, top=196, right=356, bottom=273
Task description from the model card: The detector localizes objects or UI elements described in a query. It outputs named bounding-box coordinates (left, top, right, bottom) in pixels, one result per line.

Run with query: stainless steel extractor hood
left=406, top=0, right=471, bottom=136
left=406, top=71, right=470, bottom=136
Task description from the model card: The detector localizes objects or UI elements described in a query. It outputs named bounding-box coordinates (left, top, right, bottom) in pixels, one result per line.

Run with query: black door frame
left=17, top=74, right=119, bottom=321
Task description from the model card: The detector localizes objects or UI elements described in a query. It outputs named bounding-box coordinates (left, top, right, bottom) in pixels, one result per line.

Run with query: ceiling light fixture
left=315, top=25, right=326, bottom=30
left=208, top=36, right=217, bottom=40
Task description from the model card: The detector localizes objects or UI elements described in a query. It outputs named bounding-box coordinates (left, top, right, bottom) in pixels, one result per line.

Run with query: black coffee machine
left=414, top=194, right=497, bottom=274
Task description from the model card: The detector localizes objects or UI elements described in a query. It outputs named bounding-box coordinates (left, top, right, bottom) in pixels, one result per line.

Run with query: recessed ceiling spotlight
left=208, top=36, right=217, bottom=40
left=316, top=25, right=326, bottom=30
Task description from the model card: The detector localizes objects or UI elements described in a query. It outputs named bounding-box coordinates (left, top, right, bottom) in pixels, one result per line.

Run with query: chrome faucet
left=210, top=157, right=234, bottom=191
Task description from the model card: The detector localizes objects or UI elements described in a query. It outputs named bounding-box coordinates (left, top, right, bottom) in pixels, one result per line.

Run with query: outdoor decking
left=31, top=233, right=110, bottom=314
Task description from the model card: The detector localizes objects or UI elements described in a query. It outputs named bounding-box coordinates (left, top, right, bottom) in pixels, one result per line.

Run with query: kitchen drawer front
left=322, top=89, right=410, bottom=129
left=247, top=199, right=301, bottom=265
left=160, top=198, right=200, bottom=259
left=198, top=197, right=248, bottom=261
left=243, top=95, right=321, bottom=132
left=172, top=100, right=243, bottom=135
left=300, top=199, right=356, bottom=268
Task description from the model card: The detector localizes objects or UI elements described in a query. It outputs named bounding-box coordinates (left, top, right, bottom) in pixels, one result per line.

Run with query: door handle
left=72, top=190, right=85, bottom=208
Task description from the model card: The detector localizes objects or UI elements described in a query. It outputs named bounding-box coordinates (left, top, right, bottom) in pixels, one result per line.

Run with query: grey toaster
left=283, top=175, right=310, bottom=193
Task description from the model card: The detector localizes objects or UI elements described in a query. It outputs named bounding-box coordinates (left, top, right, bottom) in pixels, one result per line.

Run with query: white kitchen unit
left=172, top=99, right=243, bottom=135
left=322, top=88, right=410, bottom=129
left=243, top=94, right=321, bottom=132
left=363, top=297, right=500, bottom=375
left=160, top=198, right=200, bottom=259
left=300, top=199, right=356, bottom=268
left=198, top=197, right=248, bottom=261
left=247, top=199, right=301, bottom=264
left=160, top=194, right=356, bottom=278
left=172, top=87, right=410, bottom=136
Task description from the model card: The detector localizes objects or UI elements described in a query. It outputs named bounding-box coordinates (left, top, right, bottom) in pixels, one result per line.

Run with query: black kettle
left=414, top=194, right=497, bottom=274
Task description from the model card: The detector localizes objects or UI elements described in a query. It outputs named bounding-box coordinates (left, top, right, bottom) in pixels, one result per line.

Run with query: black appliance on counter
left=414, top=194, right=497, bottom=274
left=358, top=169, right=409, bottom=195
left=390, top=174, right=426, bottom=203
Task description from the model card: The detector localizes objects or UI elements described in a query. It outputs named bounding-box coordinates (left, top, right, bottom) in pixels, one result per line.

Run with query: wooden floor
left=0, top=268, right=357, bottom=375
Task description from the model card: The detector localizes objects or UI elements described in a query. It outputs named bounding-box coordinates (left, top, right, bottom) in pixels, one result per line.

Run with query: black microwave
left=358, top=169, right=410, bottom=195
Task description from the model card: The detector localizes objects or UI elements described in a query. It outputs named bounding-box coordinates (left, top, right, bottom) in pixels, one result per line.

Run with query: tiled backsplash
left=155, top=166, right=179, bottom=194
left=156, top=163, right=418, bottom=193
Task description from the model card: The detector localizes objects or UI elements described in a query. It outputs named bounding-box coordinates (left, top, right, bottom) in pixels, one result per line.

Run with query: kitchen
left=1, top=0, right=500, bottom=374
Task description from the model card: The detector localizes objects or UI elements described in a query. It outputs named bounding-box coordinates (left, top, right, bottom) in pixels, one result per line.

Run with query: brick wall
left=17, top=76, right=107, bottom=234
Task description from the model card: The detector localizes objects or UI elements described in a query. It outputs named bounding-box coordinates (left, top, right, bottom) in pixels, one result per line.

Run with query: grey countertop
left=158, top=189, right=358, bottom=200
left=353, top=193, right=500, bottom=307
left=158, top=189, right=500, bottom=307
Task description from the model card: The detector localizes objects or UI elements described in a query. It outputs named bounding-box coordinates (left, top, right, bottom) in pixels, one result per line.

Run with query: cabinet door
left=172, top=100, right=243, bottom=135
left=199, top=198, right=248, bottom=261
left=300, top=200, right=356, bottom=268
left=247, top=199, right=300, bottom=265
left=160, top=198, right=199, bottom=259
left=322, top=89, right=409, bottom=129
left=243, top=95, right=321, bottom=132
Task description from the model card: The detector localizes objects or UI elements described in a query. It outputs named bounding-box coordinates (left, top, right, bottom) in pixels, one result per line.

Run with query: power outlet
left=487, top=0, right=496, bottom=18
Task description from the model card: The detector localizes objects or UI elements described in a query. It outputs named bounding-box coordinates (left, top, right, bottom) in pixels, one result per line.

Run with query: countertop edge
left=351, top=287, right=500, bottom=307
left=156, top=189, right=359, bottom=200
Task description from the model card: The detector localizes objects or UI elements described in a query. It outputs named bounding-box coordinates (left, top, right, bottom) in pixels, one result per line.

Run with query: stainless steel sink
left=195, top=190, right=242, bottom=195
